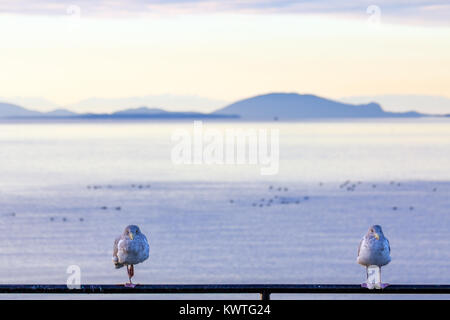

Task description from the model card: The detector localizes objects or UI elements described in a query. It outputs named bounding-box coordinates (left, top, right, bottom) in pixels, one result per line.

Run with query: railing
left=1, top=284, right=450, bottom=300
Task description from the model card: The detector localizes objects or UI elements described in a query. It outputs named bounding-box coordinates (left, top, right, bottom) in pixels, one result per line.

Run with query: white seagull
left=357, top=225, right=391, bottom=289
left=113, top=225, right=149, bottom=287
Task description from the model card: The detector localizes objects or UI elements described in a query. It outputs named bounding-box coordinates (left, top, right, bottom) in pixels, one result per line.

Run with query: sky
left=0, top=0, right=449, bottom=112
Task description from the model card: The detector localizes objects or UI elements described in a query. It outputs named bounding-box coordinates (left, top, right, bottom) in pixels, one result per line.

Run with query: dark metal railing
left=1, top=284, right=450, bottom=300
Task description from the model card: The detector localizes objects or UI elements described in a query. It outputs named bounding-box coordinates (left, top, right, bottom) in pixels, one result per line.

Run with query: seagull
left=113, top=225, right=149, bottom=287
left=357, top=225, right=391, bottom=289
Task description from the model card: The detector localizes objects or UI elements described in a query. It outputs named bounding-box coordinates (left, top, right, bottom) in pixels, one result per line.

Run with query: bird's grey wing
left=113, top=237, right=119, bottom=258
left=113, top=237, right=124, bottom=268
left=386, top=238, right=391, bottom=254
left=122, top=236, right=149, bottom=264
left=357, top=238, right=363, bottom=257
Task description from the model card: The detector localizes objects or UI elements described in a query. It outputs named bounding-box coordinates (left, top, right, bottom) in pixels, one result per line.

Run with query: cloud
left=0, top=0, right=449, bottom=25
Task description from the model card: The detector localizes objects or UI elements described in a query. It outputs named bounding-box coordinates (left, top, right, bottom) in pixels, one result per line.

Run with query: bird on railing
left=357, top=225, right=391, bottom=289
left=113, top=225, right=150, bottom=287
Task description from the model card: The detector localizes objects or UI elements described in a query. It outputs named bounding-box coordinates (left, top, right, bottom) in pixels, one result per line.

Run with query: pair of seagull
left=113, top=224, right=391, bottom=288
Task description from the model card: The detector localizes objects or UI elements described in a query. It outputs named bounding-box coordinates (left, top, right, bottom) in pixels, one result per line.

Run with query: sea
left=0, top=118, right=449, bottom=299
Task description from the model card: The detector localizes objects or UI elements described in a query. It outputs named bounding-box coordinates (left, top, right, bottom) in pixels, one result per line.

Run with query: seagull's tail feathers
left=113, top=256, right=124, bottom=269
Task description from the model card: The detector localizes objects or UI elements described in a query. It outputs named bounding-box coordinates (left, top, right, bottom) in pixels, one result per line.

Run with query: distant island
left=0, top=103, right=239, bottom=120
left=0, top=92, right=441, bottom=121
left=213, top=93, right=425, bottom=120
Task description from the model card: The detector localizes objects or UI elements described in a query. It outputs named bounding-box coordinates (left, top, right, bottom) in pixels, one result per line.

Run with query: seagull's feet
left=375, top=283, right=390, bottom=289
left=124, top=282, right=136, bottom=288
left=362, top=282, right=390, bottom=289
left=361, top=282, right=376, bottom=290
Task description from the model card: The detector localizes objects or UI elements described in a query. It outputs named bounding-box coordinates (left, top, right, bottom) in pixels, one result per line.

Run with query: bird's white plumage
left=357, top=225, right=391, bottom=267
left=113, top=225, right=149, bottom=268
left=117, top=237, right=149, bottom=265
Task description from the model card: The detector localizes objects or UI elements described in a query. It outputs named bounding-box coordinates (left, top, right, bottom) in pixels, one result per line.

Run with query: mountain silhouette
left=1, top=93, right=430, bottom=120
left=213, top=93, right=424, bottom=119
left=0, top=102, right=42, bottom=117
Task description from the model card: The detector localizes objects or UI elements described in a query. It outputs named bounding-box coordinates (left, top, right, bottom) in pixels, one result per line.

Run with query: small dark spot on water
left=101, top=206, right=108, bottom=210
left=115, top=207, right=121, bottom=211
left=392, top=206, right=398, bottom=211
left=340, top=181, right=350, bottom=188
left=79, top=218, right=84, bottom=222
left=62, top=217, right=67, bottom=222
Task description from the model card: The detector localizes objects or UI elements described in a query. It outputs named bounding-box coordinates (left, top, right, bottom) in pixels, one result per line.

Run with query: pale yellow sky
left=0, top=12, right=449, bottom=109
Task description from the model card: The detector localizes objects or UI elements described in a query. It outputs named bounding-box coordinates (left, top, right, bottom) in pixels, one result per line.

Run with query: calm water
left=1, top=118, right=449, bottom=186
left=0, top=119, right=449, bottom=298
